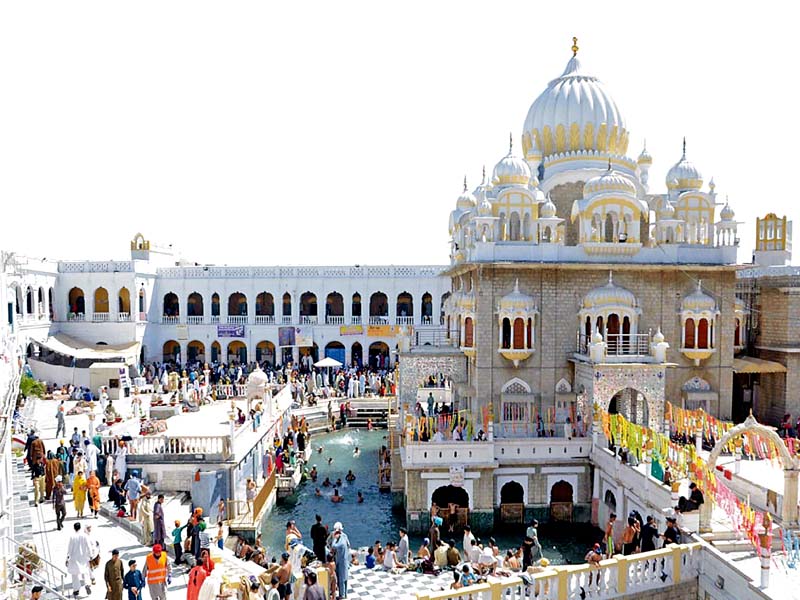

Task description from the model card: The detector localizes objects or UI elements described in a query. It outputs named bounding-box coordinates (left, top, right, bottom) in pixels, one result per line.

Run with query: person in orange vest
left=141, top=544, right=171, bottom=600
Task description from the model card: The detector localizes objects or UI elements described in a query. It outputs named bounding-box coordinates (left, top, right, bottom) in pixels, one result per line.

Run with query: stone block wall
left=464, top=265, right=738, bottom=421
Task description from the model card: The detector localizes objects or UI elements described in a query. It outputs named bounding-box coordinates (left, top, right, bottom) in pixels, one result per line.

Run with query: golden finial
left=509, top=132, right=513, bottom=154
left=463, top=176, right=467, bottom=193
left=571, top=37, right=579, bottom=57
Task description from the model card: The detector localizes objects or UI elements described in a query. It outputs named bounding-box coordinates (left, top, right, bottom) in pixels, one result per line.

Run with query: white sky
left=0, top=2, right=796, bottom=267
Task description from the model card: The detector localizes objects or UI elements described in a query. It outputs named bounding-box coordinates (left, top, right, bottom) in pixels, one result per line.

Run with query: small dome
left=662, top=201, right=676, bottom=219
left=683, top=281, right=716, bottom=312
left=498, top=279, right=535, bottom=312
left=456, top=177, right=476, bottom=210
left=591, top=329, right=604, bottom=343
left=653, top=328, right=665, bottom=344
left=637, top=143, right=652, bottom=165
left=477, top=197, right=492, bottom=216
left=666, top=139, right=703, bottom=190
left=583, top=164, right=636, bottom=197
left=720, top=202, right=735, bottom=221
left=583, top=272, right=637, bottom=309
left=540, top=197, right=557, bottom=218
left=493, top=138, right=531, bottom=186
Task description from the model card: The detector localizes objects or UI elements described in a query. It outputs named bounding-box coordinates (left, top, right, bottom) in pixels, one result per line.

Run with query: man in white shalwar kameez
left=83, top=440, right=99, bottom=474
left=66, top=522, right=93, bottom=597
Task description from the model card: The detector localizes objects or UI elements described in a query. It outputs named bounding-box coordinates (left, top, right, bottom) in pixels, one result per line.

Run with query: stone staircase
left=700, top=527, right=784, bottom=552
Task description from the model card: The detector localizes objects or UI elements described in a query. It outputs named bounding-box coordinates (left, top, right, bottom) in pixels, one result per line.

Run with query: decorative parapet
left=58, top=261, right=134, bottom=273
left=156, top=265, right=447, bottom=279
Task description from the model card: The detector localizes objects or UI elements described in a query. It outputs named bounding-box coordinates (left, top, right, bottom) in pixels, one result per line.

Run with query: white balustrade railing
left=162, top=315, right=180, bottom=324
left=212, top=383, right=248, bottom=398
left=368, top=316, right=389, bottom=325
left=326, top=315, right=344, bottom=325
left=67, top=313, right=85, bottom=322
left=397, top=316, right=414, bottom=325
left=117, top=312, right=131, bottom=322
left=227, top=315, right=248, bottom=324
left=300, top=315, right=318, bottom=324
left=415, top=544, right=702, bottom=600
left=101, top=434, right=231, bottom=458
left=351, top=316, right=362, bottom=325
left=255, top=315, right=275, bottom=325
left=92, top=312, right=110, bottom=322
left=281, top=316, right=292, bottom=324
left=186, top=316, right=204, bottom=325
left=210, top=315, right=220, bottom=324
left=421, top=316, right=433, bottom=325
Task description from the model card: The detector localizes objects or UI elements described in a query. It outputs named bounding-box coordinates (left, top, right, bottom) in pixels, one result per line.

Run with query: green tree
left=19, top=375, right=45, bottom=399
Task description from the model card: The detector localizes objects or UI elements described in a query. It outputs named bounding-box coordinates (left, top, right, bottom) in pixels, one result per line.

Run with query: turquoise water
left=261, top=429, right=590, bottom=564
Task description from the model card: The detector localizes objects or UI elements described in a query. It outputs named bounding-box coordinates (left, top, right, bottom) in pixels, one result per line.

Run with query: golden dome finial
left=509, top=132, right=513, bottom=154
left=463, top=175, right=468, bottom=193
left=571, top=37, right=579, bottom=57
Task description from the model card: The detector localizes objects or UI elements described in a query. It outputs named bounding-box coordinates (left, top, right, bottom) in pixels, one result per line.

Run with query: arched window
left=513, top=318, right=525, bottom=349
left=501, top=318, right=511, bottom=349
left=421, top=293, right=433, bottom=318
left=734, top=318, right=741, bottom=347
left=118, top=288, right=131, bottom=314
left=138, top=288, right=146, bottom=314
left=369, top=292, right=388, bottom=318
left=282, top=293, right=292, bottom=316
left=527, top=317, right=533, bottom=348
left=351, top=293, right=362, bottom=317
left=396, top=292, right=413, bottom=317
left=228, top=292, right=248, bottom=316
left=522, top=213, right=531, bottom=241
left=698, top=318, right=710, bottom=350
left=211, top=293, right=220, bottom=316
left=300, top=292, right=317, bottom=317
left=509, top=212, right=521, bottom=241
left=25, top=287, right=34, bottom=314
left=163, top=292, right=179, bottom=316
left=684, top=318, right=696, bottom=348
left=463, top=317, right=474, bottom=348
left=585, top=316, right=591, bottom=338
left=187, top=292, right=203, bottom=316
left=325, top=292, right=343, bottom=317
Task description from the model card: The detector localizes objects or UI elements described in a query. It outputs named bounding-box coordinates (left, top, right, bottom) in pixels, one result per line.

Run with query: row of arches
left=161, top=339, right=393, bottom=369
left=67, top=287, right=143, bottom=317
left=9, top=284, right=55, bottom=321
left=161, top=290, right=438, bottom=319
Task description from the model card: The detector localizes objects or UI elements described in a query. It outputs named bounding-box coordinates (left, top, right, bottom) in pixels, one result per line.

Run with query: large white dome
left=522, top=50, right=628, bottom=161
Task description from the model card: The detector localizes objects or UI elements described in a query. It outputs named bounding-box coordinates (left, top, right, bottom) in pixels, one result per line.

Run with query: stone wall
left=549, top=181, right=585, bottom=246
left=398, top=350, right=467, bottom=408
left=619, top=578, right=698, bottom=600
left=465, top=266, right=737, bottom=422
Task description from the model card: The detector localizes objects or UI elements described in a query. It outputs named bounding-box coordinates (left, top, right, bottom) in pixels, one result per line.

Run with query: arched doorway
left=351, top=342, right=363, bottom=368
left=211, top=293, right=220, bottom=317
left=228, top=292, right=248, bottom=317
left=550, top=480, right=574, bottom=522
left=369, top=292, right=388, bottom=323
left=256, top=341, right=276, bottom=366
left=187, top=292, right=204, bottom=316
left=48, top=287, right=55, bottom=320
left=326, top=292, right=344, bottom=323
left=369, top=341, right=390, bottom=370
left=25, top=287, right=34, bottom=314
left=163, top=340, right=181, bottom=364
left=256, top=292, right=274, bottom=318
left=300, top=292, right=318, bottom=322
left=396, top=292, right=413, bottom=321
left=163, top=292, right=179, bottom=317
left=499, top=481, right=525, bottom=524
left=299, top=343, right=319, bottom=365
left=609, top=388, right=648, bottom=426
left=211, top=341, right=221, bottom=363
left=421, top=293, right=433, bottom=324
left=431, top=485, right=470, bottom=532
left=187, top=340, right=205, bottom=363
left=282, top=293, right=292, bottom=320
left=94, top=287, right=109, bottom=316
left=68, top=287, right=85, bottom=316
left=351, top=293, right=362, bottom=320
left=325, top=341, right=345, bottom=365
left=227, top=340, right=247, bottom=364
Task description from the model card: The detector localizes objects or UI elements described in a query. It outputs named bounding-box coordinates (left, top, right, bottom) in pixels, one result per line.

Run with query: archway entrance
left=499, top=481, right=525, bottom=524
left=351, top=342, right=363, bottom=368
left=550, top=480, right=574, bottom=522
left=227, top=341, right=247, bottom=365
left=325, top=341, right=345, bottom=365
left=163, top=340, right=180, bottom=364
left=256, top=341, right=276, bottom=366
left=431, top=485, right=469, bottom=533
left=187, top=340, right=205, bottom=363
left=700, top=413, right=798, bottom=531
left=211, top=341, right=221, bottom=363
left=608, top=388, right=649, bottom=426
left=369, top=341, right=390, bottom=370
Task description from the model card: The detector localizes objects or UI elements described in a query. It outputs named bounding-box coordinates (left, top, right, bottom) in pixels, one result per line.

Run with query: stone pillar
left=782, top=469, right=799, bottom=527
left=695, top=428, right=703, bottom=455
left=759, top=525, right=772, bottom=589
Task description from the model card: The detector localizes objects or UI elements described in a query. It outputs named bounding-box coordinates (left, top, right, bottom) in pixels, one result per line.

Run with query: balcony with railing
left=92, top=312, right=110, bottom=322
left=162, top=315, right=180, bottom=325
left=351, top=316, right=362, bottom=325
left=421, top=315, right=434, bottom=325
left=411, top=328, right=458, bottom=348
left=255, top=315, right=276, bottom=325
left=117, top=312, right=131, bottom=322
left=210, top=315, right=220, bottom=324
left=281, top=315, right=292, bottom=324
left=575, top=331, right=655, bottom=363
left=326, top=315, right=345, bottom=325
left=186, top=316, right=204, bottom=325
left=300, top=315, right=318, bottom=324
left=397, top=316, right=414, bottom=326
left=369, top=315, right=390, bottom=325
left=227, top=315, right=248, bottom=325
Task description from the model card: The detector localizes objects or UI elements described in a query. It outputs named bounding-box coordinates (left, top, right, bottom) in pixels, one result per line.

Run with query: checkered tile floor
left=346, top=565, right=454, bottom=600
